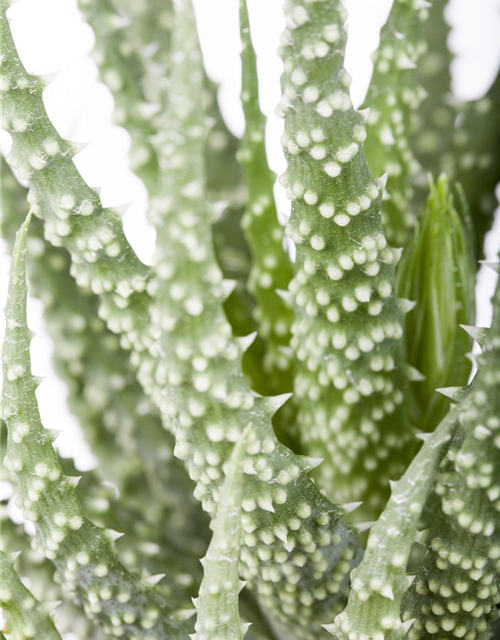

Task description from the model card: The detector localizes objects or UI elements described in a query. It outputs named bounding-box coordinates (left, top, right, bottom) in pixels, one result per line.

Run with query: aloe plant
left=1, top=0, right=499, bottom=638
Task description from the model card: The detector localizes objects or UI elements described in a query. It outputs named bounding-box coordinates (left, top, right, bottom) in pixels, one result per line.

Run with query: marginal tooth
left=359, top=107, right=370, bottom=122
left=479, top=260, right=499, bottom=273
left=40, top=69, right=62, bottom=87
left=7, top=551, right=22, bottom=563
left=405, top=364, right=425, bottom=381
left=40, top=600, right=62, bottom=615
left=46, top=429, right=62, bottom=442
left=465, top=351, right=479, bottom=367
left=322, top=623, right=340, bottom=636
left=341, top=501, right=363, bottom=514
left=106, top=529, right=124, bottom=542
left=354, top=521, right=374, bottom=533
left=415, top=431, right=432, bottom=442
left=376, top=172, right=388, bottom=190
left=401, top=618, right=416, bottom=634
left=71, top=141, right=92, bottom=155
left=392, top=247, right=403, bottom=263
left=276, top=288, right=293, bottom=305
left=144, top=573, right=166, bottom=588
left=435, top=386, right=463, bottom=401
left=406, top=575, right=416, bottom=588
left=460, top=324, right=487, bottom=345
left=113, top=201, right=133, bottom=218
left=266, top=392, right=293, bottom=412
left=238, top=579, right=247, bottom=593
left=221, top=279, right=237, bottom=299
left=300, top=456, right=323, bottom=471
left=65, top=476, right=82, bottom=488
left=237, top=331, right=258, bottom=352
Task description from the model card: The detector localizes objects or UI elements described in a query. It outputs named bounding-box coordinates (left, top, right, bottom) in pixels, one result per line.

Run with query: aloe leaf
left=412, top=0, right=455, bottom=179
left=325, top=409, right=458, bottom=639
left=1, top=550, right=64, bottom=640
left=451, top=70, right=500, bottom=258
left=192, top=428, right=250, bottom=640
left=1, top=3, right=361, bottom=633
left=411, top=0, right=500, bottom=256
left=205, top=79, right=258, bottom=350
left=2, top=213, right=189, bottom=639
left=0, top=4, right=158, bottom=369
left=76, top=0, right=161, bottom=191
left=113, top=0, right=174, bottom=109
left=147, top=0, right=360, bottom=636
left=1, top=158, right=208, bottom=552
left=279, top=0, right=413, bottom=520
left=78, top=0, right=257, bottom=360
left=238, top=0, right=295, bottom=398
left=396, top=175, right=476, bottom=432
left=363, top=0, right=429, bottom=247
left=402, top=257, right=500, bottom=639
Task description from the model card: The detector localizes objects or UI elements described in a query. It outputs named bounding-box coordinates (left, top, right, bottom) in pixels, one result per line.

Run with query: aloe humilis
left=1, top=0, right=499, bottom=638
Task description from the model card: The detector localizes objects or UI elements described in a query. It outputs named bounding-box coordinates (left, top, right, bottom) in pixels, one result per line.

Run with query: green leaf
left=325, top=408, right=458, bottom=639
left=402, top=256, right=500, bottom=639
left=451, top=70, right=500, bottom=257
left=192, top=427, right=250, bottom=640
left=412, top=0, right=455, bottom=179
left=238, top=0, right=295, bottom=397
left=279, top=0, right=412, bottom=520
left=0, top=2, right=155, bottom=360
left=363, top=0, right=429, bottom=247
left=1, top=213, right=188, bottom=639
left=148, top=1, right=361, bottom=636
left=77, top=0, right=161, bottom=192
left=1, top=551, right=63, bottom=640
left=396, top=175, right=476, bottom=432
left=1, top=158, right=208, bottom=557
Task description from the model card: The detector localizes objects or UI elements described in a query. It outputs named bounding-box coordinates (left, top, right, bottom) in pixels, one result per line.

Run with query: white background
left=1, top=0, right=500, bottom=475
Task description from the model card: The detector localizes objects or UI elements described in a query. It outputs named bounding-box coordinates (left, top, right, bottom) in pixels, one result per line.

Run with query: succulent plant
left=1, top=0, right=499, bottom=639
